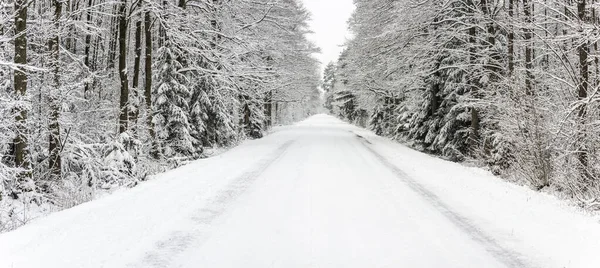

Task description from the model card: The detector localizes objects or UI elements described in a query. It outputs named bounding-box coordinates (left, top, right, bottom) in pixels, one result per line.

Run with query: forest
left=326, top=0, right=600, bottom=208
left=0, top=0, right=320, bottom=231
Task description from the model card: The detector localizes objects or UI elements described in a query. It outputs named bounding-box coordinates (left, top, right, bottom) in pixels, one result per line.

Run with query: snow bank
left=355, top=125, right=600, bottom=268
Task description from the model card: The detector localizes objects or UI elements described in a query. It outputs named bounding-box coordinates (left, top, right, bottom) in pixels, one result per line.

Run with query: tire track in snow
left=130, top=140, right=294, bottom=268
left=355, top=134, right=535, bottom=268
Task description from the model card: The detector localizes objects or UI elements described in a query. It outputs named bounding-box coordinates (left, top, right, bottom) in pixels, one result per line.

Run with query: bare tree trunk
left=108, top=4, right=119, bottom=70
left=158, top=0, right=167, bottom=47
left=482, top=0, right=498, bottom=73
left=577, top=0, right=591, bottom=180
left=508, top=0, right=515, bottom=74
left=131, top=0, right=143, bottom=136
left=274, top=101, right=279, bottom=125
left=467, top=0, right=479, bottom=148
left=264, top=56, right=273, bottom=128
left=13, top=0, right=30, bottom=177
left=72, top=0, right=81, bottom=53
left=523, top=0, right=534, bottom=96
left=48, top=0, right=63, bottom=181
left=144, top=10, right=158, bottom=158
left=593, top=0, right=599, bottom=87
left=83, top=0, right=94, bottom=98
left=117, top=0, right=129, bottom=134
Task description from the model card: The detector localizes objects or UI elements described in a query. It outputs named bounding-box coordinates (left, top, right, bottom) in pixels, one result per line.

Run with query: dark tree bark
left=594, top=1, right=599, bottom=87
left=508, top=0, right=515, bottom=74
left=430, top=71, right=440, bottom=117
left=263, top=56, right=274, bottom=128
left=117, top=0, right=129, bottom=134
left=481, top=0, right=498, bottom=72
left=523, top=0, right=534, bottom=96
left=84, top=0, right=94, bottom=98
left=108, top=4, right=119, bottom=70
left=467, top=0, right=480, bottom=148
left=131, top=0, right=143, bottom=135
left=48, top=0, right=63, bottom=180
left=144, top=10, right=158, bottom=158
left=577, top=0, right=591, bottom=180
left=158, top=0, right=167, bottom=47
left=274, top=102, right=279, bottom=125
left=13, top=0, right=30, bottom=175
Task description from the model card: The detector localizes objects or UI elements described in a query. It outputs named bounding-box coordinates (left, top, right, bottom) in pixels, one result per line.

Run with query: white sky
left=301, top=0, right=356, bottom=71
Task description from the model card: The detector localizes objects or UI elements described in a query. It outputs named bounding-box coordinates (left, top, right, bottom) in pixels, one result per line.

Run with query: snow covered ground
left=1, top=114, right=599, bottom=268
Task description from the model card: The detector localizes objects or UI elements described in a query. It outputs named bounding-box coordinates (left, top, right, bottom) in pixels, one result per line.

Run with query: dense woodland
left=326, top=0, right=600, bottom=207
left=0, top=0, right=320, bottom=231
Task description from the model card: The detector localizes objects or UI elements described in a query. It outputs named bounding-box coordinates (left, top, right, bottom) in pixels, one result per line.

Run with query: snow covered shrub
left=101, top=133, right=139, bottom=189
left=55, top=141, right=105, bottom=206
left=480, top=130, right=514, bottom=176
left=0, top=162, right=17, bottom=202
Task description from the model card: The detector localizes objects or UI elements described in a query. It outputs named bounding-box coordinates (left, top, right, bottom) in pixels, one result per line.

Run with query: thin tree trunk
left=468, top=0, right=480, bottom=148
left=523, top=0, right=534, bottom=96
left=144, top=10, right=158, bottom=158
left=508, top=0, right=515, bottom=74
left=108, top=4, right=119, bottom=70
left=274, top=101, right=279, bottom=125
left=577, top=0, right=591, bottom=180
left=131, top=0, right=143, bottom=136
left=48, top=0, right=63, bottom=181
left=481, top=0, right=498, bottom=75
left=84, top=0, right=94, bottom=98
left=158, top=0, right=167, bottom=47
left=13, top=0, right=30, bottom=176
left=117, top=0, right=129, bottom=134
left=65, top=1, right=72, bottom=52
left=594, top=0, right=599, bottom=87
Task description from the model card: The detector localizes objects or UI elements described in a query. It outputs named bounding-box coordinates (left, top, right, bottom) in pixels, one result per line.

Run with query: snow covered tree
left=323, top=62, right=337, bottom=113
left=153, top=38, right=195, bottom=158
left=0, top=0, right=321, bottom=231
left=338, top=0, right=600, bottom=203
left=12, top=0, right=31, bottom=181
left=323, top=62, right=337, bottom=93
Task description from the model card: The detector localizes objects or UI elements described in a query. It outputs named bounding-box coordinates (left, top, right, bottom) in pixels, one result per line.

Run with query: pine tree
left=0, top=0, right=322, bottom=230
left=154, top=39, right=196, bottom=158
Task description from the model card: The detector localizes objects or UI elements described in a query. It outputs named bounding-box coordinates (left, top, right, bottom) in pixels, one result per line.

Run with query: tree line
left=0, top=0, right=320, bottom=231
left=326, top=0, right=600, bottom=207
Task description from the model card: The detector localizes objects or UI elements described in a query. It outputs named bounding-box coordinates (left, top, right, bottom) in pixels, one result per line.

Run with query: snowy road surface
left=1, top=115, right=600, bottom=268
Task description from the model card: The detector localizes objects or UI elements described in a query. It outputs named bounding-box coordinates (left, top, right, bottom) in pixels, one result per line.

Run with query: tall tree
left=83, top=0, right=94, bottom=97
left=48, top=0, right=63, bottom=181
left=13, top=0, right=30, bottom=176
left=117, top=0, right=129, bottom=134
left=144, top=5, right=157, bottom=158
left=576, top=0, right=590, bottom=180
left=0, top=0, right=322, bottom=230
left=130, top=0, right=143, bottom=135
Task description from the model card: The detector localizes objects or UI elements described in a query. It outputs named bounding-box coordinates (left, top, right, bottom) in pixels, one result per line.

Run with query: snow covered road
left=2, top=114, right=600, bottom=268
